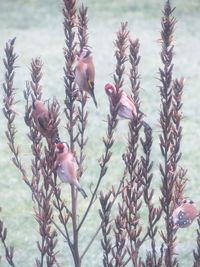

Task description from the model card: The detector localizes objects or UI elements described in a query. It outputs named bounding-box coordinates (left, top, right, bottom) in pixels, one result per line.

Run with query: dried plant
left=0, top=219, right=15, bottom=267
left=121, top=41, right=144, bottom=267
left=99, top=192, right=113, bottom=267
left=171, top=78, right=187, bottom=204
left=62, top=1, right=81, bottom=266
left=1, top=37, right=20, bottom=267
left=141, top=127, right=162, bottom=267
left=24, top=58, right=60, bottom=267
left=63, top=0, right=77, bottom=150
left=158, top=1, right=179, bottom=266
left=2, top=38, right=26, bottom=179
left=106, top=23, right=130, bottom=267
left=76, top=4, right=89, bottom=178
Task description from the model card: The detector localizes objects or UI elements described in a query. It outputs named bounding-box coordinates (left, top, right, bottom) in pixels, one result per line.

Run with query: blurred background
left=0, top=0, right=200, bottom=266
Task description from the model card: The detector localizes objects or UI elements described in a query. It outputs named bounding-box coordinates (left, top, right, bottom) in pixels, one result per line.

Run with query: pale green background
left=0, top=0, right=200, bottom=266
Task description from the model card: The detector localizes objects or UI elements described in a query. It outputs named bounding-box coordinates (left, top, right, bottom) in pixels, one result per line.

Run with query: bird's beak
left=90, top=89, right=98, bottom=108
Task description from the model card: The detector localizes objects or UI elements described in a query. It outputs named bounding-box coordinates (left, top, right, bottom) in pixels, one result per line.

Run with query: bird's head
left=104, top=83, right=116, bottom=97
left=55, top=142, right=69, bottom=153
left=33, top=99, right=43, bottom=110
left=79, top=47, right=92, bottom=60
left=180, top=198, right=195, bottom=207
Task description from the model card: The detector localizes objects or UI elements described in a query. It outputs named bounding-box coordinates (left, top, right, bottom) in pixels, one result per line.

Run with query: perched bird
left=104, top=83, right=151, bottom=131
left=75, top=47, right=97, bottom=108
left=172, top=198, right=198, bottom=232
left=105, top=82, right=137, bottom=119
left=55, top=142, right=87, bottom=198
left=32, top=99, right=59, bottom=141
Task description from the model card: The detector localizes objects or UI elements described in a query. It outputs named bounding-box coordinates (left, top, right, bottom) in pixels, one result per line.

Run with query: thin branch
left=159, top=2, right=179, bottom=266
left=82, top=170, right=127, bottom=261
left=0, top=220, right=16, bottom=267
left=63, top=0, right=80, bottom=266
left=76, top=4, right=89, bottom=178
left=1, top=37, right=19, bottom=267
left=78, top=22, right=129, bottom=232
left=80, top=224, right=101, bottom=261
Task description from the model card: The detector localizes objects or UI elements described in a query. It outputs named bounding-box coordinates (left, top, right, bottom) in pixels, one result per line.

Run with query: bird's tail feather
left=78, top=187, right=87, bottom=198
left=89, top=81, right=98, bottom=108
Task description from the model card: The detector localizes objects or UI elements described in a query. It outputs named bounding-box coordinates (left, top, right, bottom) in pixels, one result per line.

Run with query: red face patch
left=105, top=83, right=115, bottom=95
left=56, top=143, right=65, bottom=150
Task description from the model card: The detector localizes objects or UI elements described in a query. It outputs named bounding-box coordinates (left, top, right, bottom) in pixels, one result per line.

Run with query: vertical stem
left=1, top=37, right=18, bottom=267
left=63, top=1, right=80, bottom=266
left=71, top=187, right=80, bottom=267
left=77, top=4, right=89, bottom=178
left=141, top=127, right=162, bottom=267
left=122, top=37, right=144, bottom=266
left=159, top=1, right=178, bottom=266
left=78, top=22, right=129, bottom=233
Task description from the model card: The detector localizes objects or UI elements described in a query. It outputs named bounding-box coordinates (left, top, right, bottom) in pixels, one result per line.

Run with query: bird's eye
left=189, top=200, right=194, bottom=204
left=182, top=199, right=187, bottom=204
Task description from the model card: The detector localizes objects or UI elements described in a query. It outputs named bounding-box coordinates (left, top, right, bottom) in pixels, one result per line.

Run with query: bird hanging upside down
left=55, top=142, right=87, bottom=198
left=172, top=198, right=198, bottom=232
left=75, top=47, right=98, bottom=108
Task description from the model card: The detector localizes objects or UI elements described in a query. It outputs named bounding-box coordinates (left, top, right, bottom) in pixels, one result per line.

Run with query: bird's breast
left=75, top=64, right=87, bottom=88
left=56, top=163, right=69, bottom=182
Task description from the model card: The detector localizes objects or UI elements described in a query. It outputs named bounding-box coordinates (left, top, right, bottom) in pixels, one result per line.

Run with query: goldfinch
left=75, top=47, right=97, bottom=108
left=55, top=142, right=87, bottom=198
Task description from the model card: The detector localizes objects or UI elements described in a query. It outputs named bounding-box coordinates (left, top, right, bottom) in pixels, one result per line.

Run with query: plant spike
left=2, top=37, right=18, bottom=267
left=159, top=1, right=180, bottom=266
left=63, top=0, right=81, bottom=266
left=25, top=58, right=59, bottom=267
left=77, top=3, right=89, bottom=178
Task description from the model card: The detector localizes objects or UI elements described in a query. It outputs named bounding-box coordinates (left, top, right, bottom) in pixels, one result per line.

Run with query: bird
left=32, top=99, right=59, bottom=142
left=172, top=198, right=198, bottom=232
left=75, top=47, right=98, bottom=108
left=104, top=83, right=152, bottom=131
left=105, top=82, right=137, bottom=119
left=55, top=142, right=87, bottom=198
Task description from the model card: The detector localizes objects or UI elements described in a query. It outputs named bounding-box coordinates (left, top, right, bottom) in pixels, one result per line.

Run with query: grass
left=0, top=0, right=200, bottom=266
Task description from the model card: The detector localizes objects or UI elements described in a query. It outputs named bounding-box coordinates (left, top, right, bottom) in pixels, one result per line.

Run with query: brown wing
left=37, top=115, right=49, bottom=131
left=185, top=205, right=198, bottom=219
left=86, top=61, right=95, bottom=86
left=75, top=62, right=87, bottom=89
left=120, top=92, right=137, bottom=115
left=66, top=152, right=78, bottom=178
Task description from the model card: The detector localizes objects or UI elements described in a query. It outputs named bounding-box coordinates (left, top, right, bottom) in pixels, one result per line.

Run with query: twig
left=80, top=224, right=101, bottom=261
left=2, top=37, right=19, bottom=267
left=78, top=22, right=129, bottom=233
left=63, top=0, right=81, bottom=266
left=0, top=220, right=16, bottom=267
left=82, top=171, right=127, bottom=261
left=77, top=4, right=89, bottom=178
left=159, top=1, right=179, bottom=266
